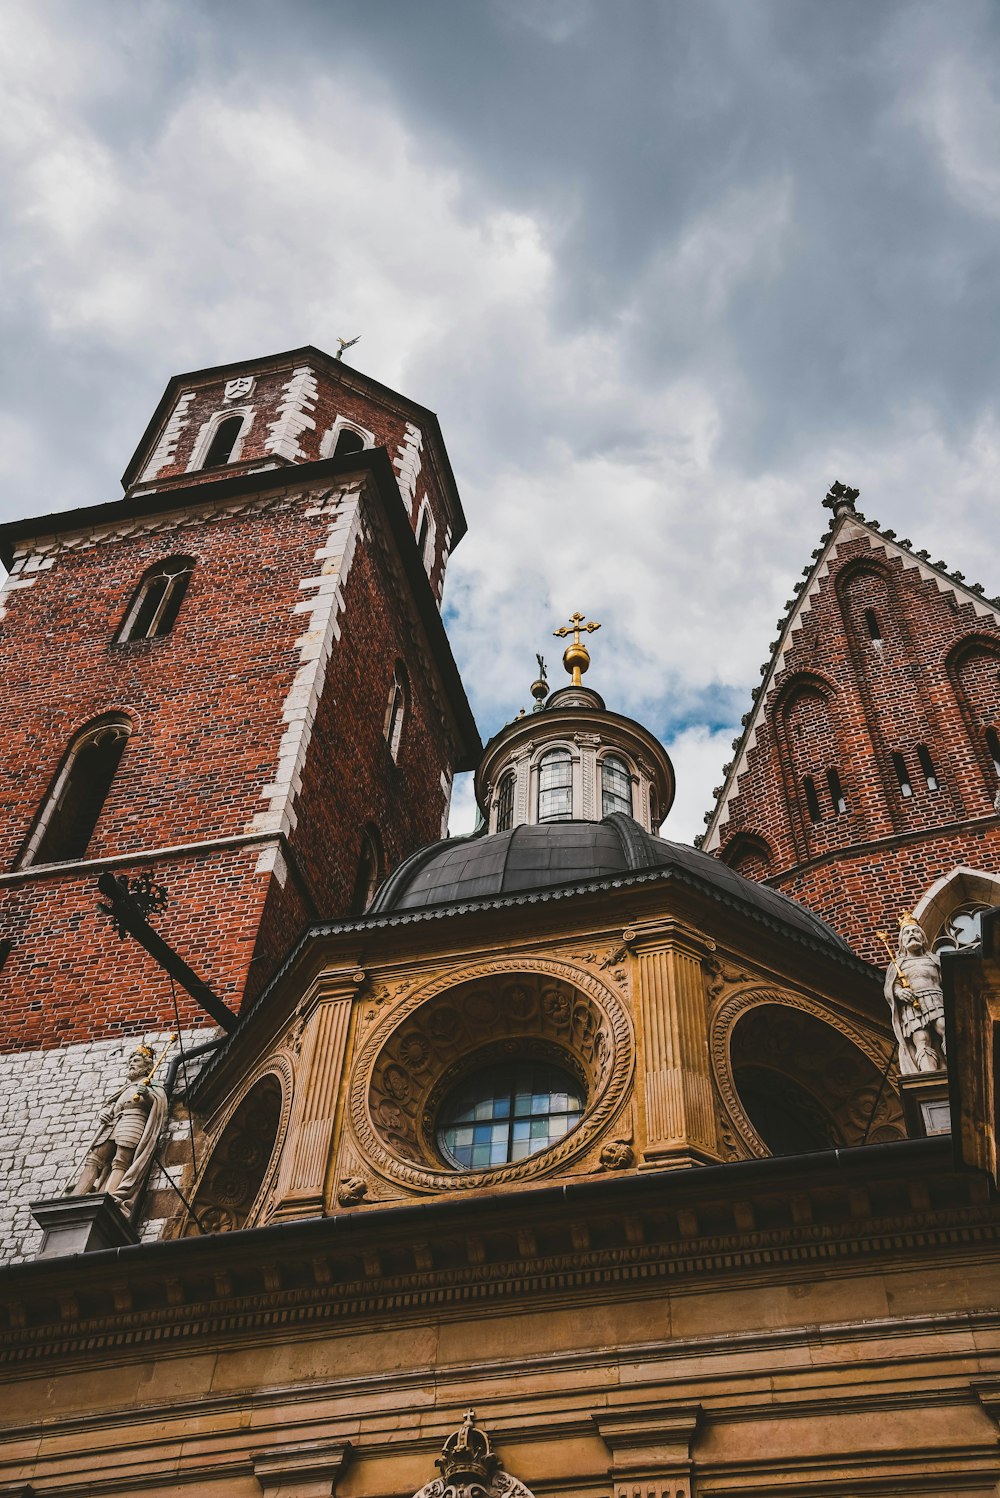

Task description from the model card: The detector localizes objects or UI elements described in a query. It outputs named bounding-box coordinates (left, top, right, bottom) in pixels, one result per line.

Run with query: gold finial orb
left=553, top=611, right=601, bottom=687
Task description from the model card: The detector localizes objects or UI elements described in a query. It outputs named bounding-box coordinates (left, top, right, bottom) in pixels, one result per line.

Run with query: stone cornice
left=0, top=1141, right=993, bottom=1368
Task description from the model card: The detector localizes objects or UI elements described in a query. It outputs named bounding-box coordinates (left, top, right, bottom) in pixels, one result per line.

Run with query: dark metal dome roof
left=368, top=813, right=851, bottom=953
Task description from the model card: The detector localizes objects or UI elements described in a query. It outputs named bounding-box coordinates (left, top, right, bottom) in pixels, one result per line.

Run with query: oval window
left=437, top=1060, right=584, bottom=1170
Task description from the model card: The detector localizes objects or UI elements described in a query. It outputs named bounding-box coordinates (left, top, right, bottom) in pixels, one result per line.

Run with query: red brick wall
left=145, top=356, right=452, bottom=598
left=0, top=471, right=464, bottom=1047
left=716, top=530, right=1000, bottom=962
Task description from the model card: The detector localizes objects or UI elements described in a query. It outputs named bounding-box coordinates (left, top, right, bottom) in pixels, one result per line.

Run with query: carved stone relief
left=184, top=1055, right=293, bottom=1235
left=711, top=989, right=904, bottom=1158
left=351, top=960, right=634, bottom=1193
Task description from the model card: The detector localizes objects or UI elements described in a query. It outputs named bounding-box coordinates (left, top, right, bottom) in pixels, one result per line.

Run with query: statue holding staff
left=880, top=916, right=946, bottom=1074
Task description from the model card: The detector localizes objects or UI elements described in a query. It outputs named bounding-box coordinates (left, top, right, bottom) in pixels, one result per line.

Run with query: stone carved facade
left=353, top=961, right=634, bottom=1193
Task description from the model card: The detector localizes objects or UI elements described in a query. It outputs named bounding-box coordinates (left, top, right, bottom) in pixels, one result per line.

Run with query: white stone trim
left=140, top=391, right=196, bottom=483
left=186, top=405, right=255, bottom=473
left=440, top=768, right=453, bottom=837
left=415, top=494, right=437, bottom=576
left=319, top=414, right=376, bottom=459
left=0, top=828, right=284, bottom=886
left=393, top=421, right=423, bottom=515
left=705, top=519, right=1000, bottom=851
left=265, top=365, right=318, bottom=462
left=251, top=489, right=364, bottom=837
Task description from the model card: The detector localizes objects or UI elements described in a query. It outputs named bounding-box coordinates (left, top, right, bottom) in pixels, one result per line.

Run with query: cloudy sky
left=3, top=0, right=1000, bottom=840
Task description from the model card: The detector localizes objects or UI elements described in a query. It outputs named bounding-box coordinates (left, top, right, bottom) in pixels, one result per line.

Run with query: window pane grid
left=601, top=756, right=632, bottom=817
left=438, top=1062, right=584, bottom=1170
left=538, top=750, right=573, bottom=823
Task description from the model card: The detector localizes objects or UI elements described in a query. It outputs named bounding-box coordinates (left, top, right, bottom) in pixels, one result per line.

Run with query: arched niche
left=188, top=1074, right=283, bottom=1235
left=720, top=831, right=773, bottom=881
left=725, top=1001, right=905, bottom=1156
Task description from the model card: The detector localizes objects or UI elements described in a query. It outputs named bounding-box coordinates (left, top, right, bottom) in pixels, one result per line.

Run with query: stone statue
left=884, top=917, right=946, bottom=1074
left=67, top=1045, right=169, bottom=1215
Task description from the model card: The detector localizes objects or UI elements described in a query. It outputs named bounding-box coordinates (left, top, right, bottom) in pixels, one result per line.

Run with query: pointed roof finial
left=530, top=652, right=549, bottom=711
left=553, top=611, right=601, bottom=687
left=822, top=480, right=859, bottom=517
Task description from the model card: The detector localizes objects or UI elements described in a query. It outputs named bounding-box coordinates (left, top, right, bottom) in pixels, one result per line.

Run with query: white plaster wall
left=0, top=1028, right=203, bottom=1264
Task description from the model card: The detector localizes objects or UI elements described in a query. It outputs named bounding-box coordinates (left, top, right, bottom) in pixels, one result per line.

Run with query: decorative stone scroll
left=352, top=960, right=634, bottom=1192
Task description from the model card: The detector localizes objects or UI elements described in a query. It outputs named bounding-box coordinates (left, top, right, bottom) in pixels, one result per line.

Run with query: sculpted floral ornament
left=352, top=961, right=634, bottom=1193
left=411, top=1411, right=535, bottom=1498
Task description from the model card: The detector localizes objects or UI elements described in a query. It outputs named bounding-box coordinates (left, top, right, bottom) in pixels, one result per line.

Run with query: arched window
left=351, top=825, right=384, bottom=915
left=21, top=716, right=132, bottom=868
left=385, top=663, right=409, bottom=762
left=537, top=749, right=573, bottom=823
left=827, top=767, right=847, bottom=815
left=916, top=744, right=939, bottom=791
left=892, top=752, right=913, bottom=799
left=495, top=771, right=515, bottom=833
left=649, top=786, right=658, bottom=830
left=202, top=415, right=245, bottom=468
left=601, top=755, right=632, bottom=817
left=334, top=427, right=365, bottom=458
left=117, top=557, right=194, bottom=643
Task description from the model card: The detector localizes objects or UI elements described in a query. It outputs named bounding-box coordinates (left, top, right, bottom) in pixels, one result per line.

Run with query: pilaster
left=594, top=1406, right=702, bottom=1498
left=630, top=921, right=720, bottom=1168
left=269, top=971, right=362, bottom=1221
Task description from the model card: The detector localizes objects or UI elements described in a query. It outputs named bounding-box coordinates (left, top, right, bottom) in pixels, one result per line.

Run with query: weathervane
left=530, top=653, right=549, bottom=711
left=335, top=335, right=361, bottom=361
left=553, top=611, right=601, bottom=687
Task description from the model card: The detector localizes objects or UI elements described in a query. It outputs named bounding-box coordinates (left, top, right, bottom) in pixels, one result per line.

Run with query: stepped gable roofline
left=702, top=493, right=1000, bottom=853
left=120, top=343, right=467, bottom=542
left=0, top=448, right=481, bottom=769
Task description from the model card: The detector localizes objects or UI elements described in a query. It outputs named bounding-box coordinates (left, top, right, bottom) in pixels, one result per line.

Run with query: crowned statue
left=67, top=1043, right=170, bottom=1216
left=883, top=915, right=946, bottom=1075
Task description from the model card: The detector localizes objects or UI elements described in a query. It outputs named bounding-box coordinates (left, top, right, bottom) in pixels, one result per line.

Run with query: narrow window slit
left=916, top=744, right=939, bottom=791
left=803, top=776, right=821, bottom=822
left=827, top=768, right=847, bottom=814
left=892, top=752, right=913, bottom=799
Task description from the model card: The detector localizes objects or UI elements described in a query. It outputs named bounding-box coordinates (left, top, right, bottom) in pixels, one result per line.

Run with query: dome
left=368, top=813, right=851, bottom=953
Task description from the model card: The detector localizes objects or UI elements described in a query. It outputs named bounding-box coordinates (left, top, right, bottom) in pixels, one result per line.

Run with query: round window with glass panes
left=436, top=1060, right=584, bottom=1170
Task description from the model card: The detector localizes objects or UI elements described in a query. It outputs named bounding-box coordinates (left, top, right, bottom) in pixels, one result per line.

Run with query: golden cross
left=553, top=611, right=601, bottom=686
left=553, top=611, right=601, bottom=645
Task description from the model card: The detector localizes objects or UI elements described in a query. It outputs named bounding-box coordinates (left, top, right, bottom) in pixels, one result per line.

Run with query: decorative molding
left=710, top=987, right=902, bottom=1158
left=184, top=1054, right=295, bottom=1237
left=7, top=482, right=351, bottom=571
left=350, top=959, right=634, bottom=1193
left=1, top=1199, right=995, bottom=1365
left=186, top=404, right=255, bottom=472
left=253, top=1438, right=352, bottom=1498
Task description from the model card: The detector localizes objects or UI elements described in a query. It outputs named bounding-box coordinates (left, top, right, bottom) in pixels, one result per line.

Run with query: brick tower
left=702, top=482, right=1000, bottom=964
left=0, top=346, right=479, bottom=1251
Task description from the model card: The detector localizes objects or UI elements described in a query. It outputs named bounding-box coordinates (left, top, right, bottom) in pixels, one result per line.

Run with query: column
left=269, top=970, right=361, bottom=1222
left=631, top=923, right=720, bottom=1168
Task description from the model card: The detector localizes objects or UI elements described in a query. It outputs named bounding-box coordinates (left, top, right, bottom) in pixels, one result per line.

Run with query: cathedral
left=0, top=347, right=997, bottom=1496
